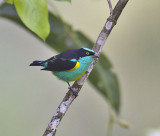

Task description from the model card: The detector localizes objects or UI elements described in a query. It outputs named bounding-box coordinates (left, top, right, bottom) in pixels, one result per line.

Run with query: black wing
left=41, top=57, right=77, bottom=71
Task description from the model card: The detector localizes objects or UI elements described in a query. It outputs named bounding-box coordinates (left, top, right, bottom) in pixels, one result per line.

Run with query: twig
left=107, top=0, right=113, bottom=16
left=43, top=0, right=129, bottom=136
left=107, top=109, right=115, bottom=136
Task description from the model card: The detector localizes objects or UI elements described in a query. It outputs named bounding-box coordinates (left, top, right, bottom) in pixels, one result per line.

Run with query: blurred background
left=0, top=0, right=160, bottom=136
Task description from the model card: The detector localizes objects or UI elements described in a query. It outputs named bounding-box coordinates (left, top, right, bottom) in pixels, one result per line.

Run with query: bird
left=30, top=48, right=98, bottom=96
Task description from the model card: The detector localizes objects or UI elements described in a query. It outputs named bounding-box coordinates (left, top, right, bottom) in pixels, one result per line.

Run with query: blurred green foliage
left=5, top=0, right=13, bottom=4
left=6, top=0, right=50, bottom=40
left=0, top=3, right=120, bottom=113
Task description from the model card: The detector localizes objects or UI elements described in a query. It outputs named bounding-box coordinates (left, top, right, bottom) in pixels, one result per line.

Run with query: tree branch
left=43, top=0, right=129, bottom=136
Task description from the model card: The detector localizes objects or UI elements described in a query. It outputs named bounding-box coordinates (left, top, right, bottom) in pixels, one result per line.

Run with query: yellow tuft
left=69, top=61, right=80, bottom=71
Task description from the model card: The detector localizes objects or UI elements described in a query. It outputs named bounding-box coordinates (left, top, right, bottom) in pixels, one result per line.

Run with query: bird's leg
left=67, top=82, right=78, bottom=97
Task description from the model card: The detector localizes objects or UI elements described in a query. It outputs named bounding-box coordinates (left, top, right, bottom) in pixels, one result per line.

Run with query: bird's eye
left=86, top=52, right=89, bottom=55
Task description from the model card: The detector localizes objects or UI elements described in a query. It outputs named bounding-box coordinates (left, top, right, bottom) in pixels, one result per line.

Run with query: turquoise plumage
left=54, top=56, right=93, bottom=81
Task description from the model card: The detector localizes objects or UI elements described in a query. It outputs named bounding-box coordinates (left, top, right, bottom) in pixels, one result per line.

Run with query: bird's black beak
left=91, top=53, right=99, bottom=58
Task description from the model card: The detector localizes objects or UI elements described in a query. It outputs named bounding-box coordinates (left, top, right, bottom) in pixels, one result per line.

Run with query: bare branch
left=43, top=0, right=129, bottom=136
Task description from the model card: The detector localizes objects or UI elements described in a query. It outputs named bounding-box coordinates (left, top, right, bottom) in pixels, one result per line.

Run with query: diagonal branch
left=43, top=0, right=129, bottom=136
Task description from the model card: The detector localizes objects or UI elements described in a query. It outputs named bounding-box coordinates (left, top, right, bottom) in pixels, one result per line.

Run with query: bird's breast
left=53, top=56, right=93, bottom=81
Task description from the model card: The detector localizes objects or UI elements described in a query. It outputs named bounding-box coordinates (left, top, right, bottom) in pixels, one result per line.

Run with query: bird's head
left=58, top=48, right=99, bottom=60
left=78, top=48, right=99, bottom=58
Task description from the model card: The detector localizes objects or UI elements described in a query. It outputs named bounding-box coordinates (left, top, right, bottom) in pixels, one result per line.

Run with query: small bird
left=30, top=48, right=98, bottom=96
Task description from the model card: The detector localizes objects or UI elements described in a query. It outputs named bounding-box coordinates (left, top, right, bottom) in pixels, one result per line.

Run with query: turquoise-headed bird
left=30, top=48, right=98, bottom=96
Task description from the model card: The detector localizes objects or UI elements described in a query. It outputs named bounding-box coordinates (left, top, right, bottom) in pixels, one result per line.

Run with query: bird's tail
left=29, top=61, right=43, bottom=66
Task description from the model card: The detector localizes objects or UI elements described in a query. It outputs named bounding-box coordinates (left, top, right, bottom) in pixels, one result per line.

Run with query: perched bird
left=30, top=48, right=98, bottom=96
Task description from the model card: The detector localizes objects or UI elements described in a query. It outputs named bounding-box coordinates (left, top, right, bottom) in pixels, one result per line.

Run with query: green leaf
left=0, top=3, right=120, bottom=113
left=5, top=0, right=13, bottom=4
left=14, top=0, right=50, bottom=40
left=55, top=0, right=71, bottom=2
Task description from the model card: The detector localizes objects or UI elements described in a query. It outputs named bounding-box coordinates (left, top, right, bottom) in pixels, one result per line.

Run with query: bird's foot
left=68, top=87, right=78, bottom=97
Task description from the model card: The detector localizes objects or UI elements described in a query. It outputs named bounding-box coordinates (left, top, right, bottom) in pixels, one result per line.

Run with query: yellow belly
left=71, top=71, right=85, bottom=81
